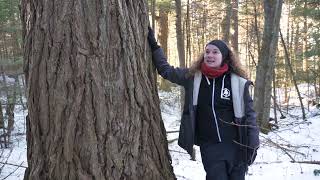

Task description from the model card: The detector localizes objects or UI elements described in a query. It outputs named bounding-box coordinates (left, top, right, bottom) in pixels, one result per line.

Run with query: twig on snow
left=0, top=161, right=25, bottom=180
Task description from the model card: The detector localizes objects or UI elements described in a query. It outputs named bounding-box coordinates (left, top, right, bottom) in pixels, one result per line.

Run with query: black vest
left=195, top=73, right=238, bottom=145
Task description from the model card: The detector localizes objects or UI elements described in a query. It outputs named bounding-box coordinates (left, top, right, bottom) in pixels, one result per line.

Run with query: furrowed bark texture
left=22, top=0, right=175, bottom=179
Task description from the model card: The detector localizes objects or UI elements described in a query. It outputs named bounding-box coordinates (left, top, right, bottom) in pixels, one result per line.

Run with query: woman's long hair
left=187, top=44, right=248, bottom=79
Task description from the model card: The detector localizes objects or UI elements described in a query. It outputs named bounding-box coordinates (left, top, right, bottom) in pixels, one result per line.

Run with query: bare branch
left=0, top=162, right=27, bottom=169
left=261, top=136, right=302, bottom=162
left=291, top=161, right=320, bottom=165
left=169, top=149, right=189, bottom=155
left=168, top=138, right=178, bottom=144
left=166, top=130, right=179, bottom=134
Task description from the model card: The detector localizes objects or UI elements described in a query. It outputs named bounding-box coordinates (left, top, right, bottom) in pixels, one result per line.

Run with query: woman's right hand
left=147, top=27, right=160, bottom=52
left=247, top=148, right=257, bottom=166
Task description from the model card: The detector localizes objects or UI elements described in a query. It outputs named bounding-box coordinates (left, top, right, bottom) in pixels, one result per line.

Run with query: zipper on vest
left=211, top=79, right=222, bottom=142
left=205, top=76, right=211, bottom=85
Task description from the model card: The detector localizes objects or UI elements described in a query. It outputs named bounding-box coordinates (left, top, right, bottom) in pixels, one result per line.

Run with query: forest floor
left=1, top=84, right=320, bottom=180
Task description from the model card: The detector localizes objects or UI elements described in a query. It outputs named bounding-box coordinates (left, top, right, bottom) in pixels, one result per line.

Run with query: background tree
left=158, top=0, right=171, bottom=56
left=254, top=0, right=283, bottom=133
left=222, top=0, right=232, bottom=43
left=231, top=0, right=239, bottom=53
left=175, top=0, right=185, bottom=69
left=21, top=0, right=175, bottom=179
left=0, top=0, right=22, bottom=147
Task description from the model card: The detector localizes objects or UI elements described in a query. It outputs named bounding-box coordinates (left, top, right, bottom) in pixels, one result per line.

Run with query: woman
left=147, top=27, right=259, bottom=180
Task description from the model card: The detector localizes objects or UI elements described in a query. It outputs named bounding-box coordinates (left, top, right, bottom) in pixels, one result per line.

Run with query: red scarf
left=201, top=63, right=229, bottom=79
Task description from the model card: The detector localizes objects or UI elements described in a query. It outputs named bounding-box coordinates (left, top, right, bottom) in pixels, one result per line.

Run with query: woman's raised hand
left=147, top=27, right=160, bottom=52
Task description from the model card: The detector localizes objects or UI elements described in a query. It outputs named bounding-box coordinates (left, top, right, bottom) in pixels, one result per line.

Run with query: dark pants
left=200, top=142, right=246, bottom=180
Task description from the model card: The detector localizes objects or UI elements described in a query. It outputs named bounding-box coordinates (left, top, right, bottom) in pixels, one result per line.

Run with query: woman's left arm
left=244, top=81, right=260, bottom=164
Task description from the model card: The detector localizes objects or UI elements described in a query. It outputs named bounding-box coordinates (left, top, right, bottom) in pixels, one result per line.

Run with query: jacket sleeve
left=244, top=81, right=260, bottom=149
left=152, top=48, right=189, bottom=87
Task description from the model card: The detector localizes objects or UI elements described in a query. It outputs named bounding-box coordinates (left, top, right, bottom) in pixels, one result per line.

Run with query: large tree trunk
left=21, top=1, right=175, bottom=180
left=254, top=0, right=283, bottom=133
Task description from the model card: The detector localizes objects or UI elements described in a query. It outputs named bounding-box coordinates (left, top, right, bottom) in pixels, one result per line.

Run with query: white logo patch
left=221, top=88, right=230, bottom=100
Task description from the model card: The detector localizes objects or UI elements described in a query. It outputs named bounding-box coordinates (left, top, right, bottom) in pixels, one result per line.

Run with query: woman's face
left=204, top=44, right=223, bottom=69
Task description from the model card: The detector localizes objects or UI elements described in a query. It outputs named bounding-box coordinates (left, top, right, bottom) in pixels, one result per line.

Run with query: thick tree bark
left=254, top=0, right=283, bottom=133
left=22, top=1, right=175, bottom=180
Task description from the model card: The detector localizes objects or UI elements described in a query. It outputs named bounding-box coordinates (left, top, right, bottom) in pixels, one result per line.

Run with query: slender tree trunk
left=222, top=0, right=232, bottom=43
left=158, top=5, right=169, bottom=55
left=0, top=73, right=9, bottom=148
left=6, top=76, right=18, bottom=141
left=0, top=100, right=3, bottom=129
left=293, top=22, right=300, bottom=73
left=197, top=27, right=202, bottom=54
left=245, top=1, right=250, bottom=77
left=22, top=1, right=175, bottom=179
left=0, top=100, right=7, bottom=148
left=254, top=0, right=283, bottom=133
left=272, top=68, right=278, bottom=125
left=253, top=0, right=261, bottom=52
left=151, top=0, right=156, bottom=31
left=175, top=0, right=192, bottom=160
left=157, top=3, right=172, bottom=91
left=231, top=0, right=238, bottom=53
left=186, top=0, right=191, bottom=67
left=284, top=4, right=292, bottom=103
left=175, top=0, right=185, bottom=68
left=314, top=56, right=319, bottom=104
left=302, top=0, right=308, bottom=72
left=18, top=75, right=27, bottom=110
left=280, top=30, right=306, bottom=119
left=201, top=2, right=207, bottom=48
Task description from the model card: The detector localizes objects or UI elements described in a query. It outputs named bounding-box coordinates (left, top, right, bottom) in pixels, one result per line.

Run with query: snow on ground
left=160, top=86, right=320, bottom=180
left=1, top=84, right=320, bottom=179
left=0, top=105, right=27, bottom=180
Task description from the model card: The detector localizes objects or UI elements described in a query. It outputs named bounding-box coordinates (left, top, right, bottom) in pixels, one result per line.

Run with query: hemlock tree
left=21, top=1, right=175, bottom=179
